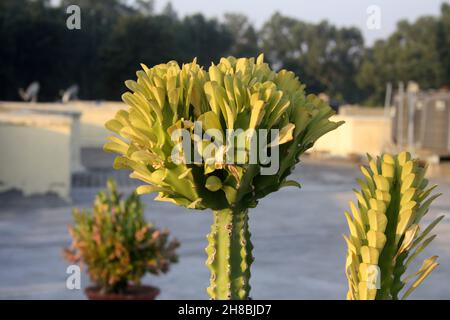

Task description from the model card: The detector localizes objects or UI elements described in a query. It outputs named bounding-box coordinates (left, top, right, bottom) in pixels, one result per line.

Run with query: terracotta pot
left=85, top=285, right=160, bottom=300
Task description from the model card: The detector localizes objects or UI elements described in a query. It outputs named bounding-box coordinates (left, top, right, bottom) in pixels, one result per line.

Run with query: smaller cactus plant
left=345, top=152, right=443, bottom=300
left=64, top=179, right=179, bottom=294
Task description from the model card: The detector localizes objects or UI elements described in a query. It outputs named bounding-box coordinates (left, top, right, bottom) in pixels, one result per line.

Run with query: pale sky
left=155, top=0, right=449, bottom=45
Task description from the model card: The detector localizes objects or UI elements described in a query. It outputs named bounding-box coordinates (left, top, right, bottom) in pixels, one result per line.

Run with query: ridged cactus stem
left=345, top=152, right=443, bottom=300
left=206, top=208, right=253, bottom=300
left=376, top=176, right=400, bottom=300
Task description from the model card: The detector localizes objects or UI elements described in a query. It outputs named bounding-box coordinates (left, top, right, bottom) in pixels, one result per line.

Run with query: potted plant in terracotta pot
left=64, top=179, right=179, bottom=300
left=344, top=152, right=443, bottom=300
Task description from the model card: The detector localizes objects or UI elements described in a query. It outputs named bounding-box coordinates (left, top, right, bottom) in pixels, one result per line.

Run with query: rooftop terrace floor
left=1, top=154, right=449, bottom=299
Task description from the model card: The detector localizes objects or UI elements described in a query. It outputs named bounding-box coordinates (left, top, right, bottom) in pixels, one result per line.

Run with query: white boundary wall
left=311, top=115, right=392, bottom=157
left=0, top=113, right=72, bottom=199
left=0, top=101, right=122, bottom=150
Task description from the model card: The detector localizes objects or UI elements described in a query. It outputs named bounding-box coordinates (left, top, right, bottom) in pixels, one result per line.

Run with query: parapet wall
left=0, top=112, right=72, bottom=199
left=0, top=101, right=122, bottom=149
left=311, top=114, right=392, bottom=157
left=0, top=101, right=393, bottom=198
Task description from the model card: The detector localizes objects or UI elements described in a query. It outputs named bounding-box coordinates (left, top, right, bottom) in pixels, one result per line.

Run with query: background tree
left=0, top=0, right=448, bottom=104
left=260, top=13, right=364, bottom=104
left=99, top=14, right=179, bottom=100
left=176, top=14, right=233, bottom=66
left=357, top=5, right=449, bottom=104
left=0, top=0, right=66, bottom=101
left=223, top=13, right=259, bottom=57
left=161, top=1, right=178, bottom=21
left=437, top=3, right=450, bottom=89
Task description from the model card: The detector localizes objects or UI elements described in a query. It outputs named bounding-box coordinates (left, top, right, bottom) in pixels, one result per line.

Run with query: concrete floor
left=0, top=156, right=449, bottom=299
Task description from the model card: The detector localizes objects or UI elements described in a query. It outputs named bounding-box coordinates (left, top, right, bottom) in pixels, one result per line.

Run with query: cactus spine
left=345, top=152, right=443, bottom=300
left=104, top=55, right=342, bottom=299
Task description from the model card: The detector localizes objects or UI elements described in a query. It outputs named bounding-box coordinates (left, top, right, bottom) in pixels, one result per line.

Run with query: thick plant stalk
left=206, top=208, right=253, bottom=300
left=345, top=152, right=443, bottom=300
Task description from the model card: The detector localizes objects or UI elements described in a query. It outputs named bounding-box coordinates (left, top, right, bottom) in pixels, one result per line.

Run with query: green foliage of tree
left=99, top=14, right=179, bottom=100
left=0, top=0, right=233, bottom=101
left=260, top=13, right=365, bottom=104
left=176, top=14, right=233, bottom=66
left=0, top=0, right=67, bottom=100
left=223, top=13, right=259, bottom=58
left=357, top=4, right=450, bottom=104
left=437, top=3, right=450, bottom=89
left=0, top=1, right=449, bottom=105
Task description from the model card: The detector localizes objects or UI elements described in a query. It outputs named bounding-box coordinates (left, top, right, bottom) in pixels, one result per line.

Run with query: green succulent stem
left=345, top=152, right=442, bottom=300
left=376, top=175, right=400, bottom=300
left=206, top=207, right=253, bottom=300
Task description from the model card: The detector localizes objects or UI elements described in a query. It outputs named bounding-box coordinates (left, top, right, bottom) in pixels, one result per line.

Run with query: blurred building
left=393, top=87, right=450, bottom=156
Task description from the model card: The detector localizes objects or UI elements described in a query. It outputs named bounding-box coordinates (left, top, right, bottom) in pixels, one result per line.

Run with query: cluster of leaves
left=64, top=179, right=179, bottom=293
left=104, top=55, right=342, bottom=211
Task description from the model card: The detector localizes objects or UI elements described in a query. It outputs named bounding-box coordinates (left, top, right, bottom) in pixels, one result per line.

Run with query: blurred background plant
left=64, top=178, right=180, bottom=294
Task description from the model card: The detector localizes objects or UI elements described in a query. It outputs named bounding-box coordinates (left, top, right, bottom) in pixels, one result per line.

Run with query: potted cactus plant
left=344, top=152, right=443, bottom=300
left=103, top=54, right=343, bottom=299
left=64, top=179, right=179, bottom=300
